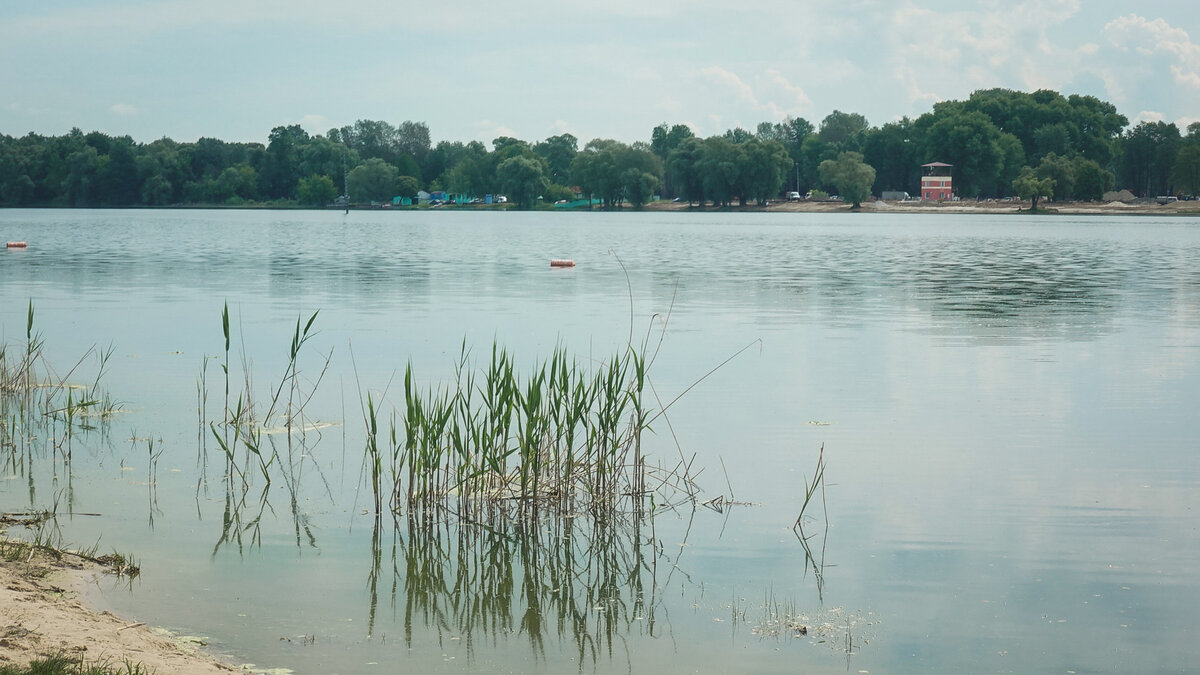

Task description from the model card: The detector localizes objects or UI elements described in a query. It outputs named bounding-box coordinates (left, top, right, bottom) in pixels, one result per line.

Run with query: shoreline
left=0, top=541, right=238, bottom=674
left=639, top=198, right=1200, bottom=216
left=2, top=200, right=1197, bottom=216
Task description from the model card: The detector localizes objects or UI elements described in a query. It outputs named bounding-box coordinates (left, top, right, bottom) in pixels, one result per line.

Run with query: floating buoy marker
left=550, top=259, right=575, bottom=268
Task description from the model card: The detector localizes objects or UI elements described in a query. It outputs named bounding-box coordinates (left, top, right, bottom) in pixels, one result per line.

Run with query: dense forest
left=1, top=88, right=1197, bottom=209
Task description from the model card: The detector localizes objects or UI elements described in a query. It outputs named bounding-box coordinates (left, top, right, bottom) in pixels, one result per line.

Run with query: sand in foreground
left=0, top=545, right=236, bottom=674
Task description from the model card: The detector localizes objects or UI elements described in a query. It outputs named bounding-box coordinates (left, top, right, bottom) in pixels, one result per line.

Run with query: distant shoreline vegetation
left=2, top=88, right=1197, bottom=211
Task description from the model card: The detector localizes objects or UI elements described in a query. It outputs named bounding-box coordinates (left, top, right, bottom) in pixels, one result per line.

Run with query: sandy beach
left=0, top=541, right=236, bottom=674
left=642, top=197, right=1199, bottom=215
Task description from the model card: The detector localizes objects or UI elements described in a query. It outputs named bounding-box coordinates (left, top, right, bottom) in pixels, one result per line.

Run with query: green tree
left=818, top=151, right=876, bottom=208
left=722, top=127, right=754, bottom=144
left=333, top=120, right=400, bottom=165
left=754, top=117, right=815, bottom=193
left=622, top=168, right=659, bottom=209
left=697, top=136, right=743, bottom=207
left=297, top=174, right=338, bottom=206
left=347, top=157, right=399, bottom=203
left=1, top=172, right=36, bottom=205
left=1072, top=157, right=1113, bottom=201
left=62, top=146, right=100, bottom=206
left=570, top=139, right=641, bottom=208
left=215, top=163, right=260, bottom=202
left=396, top=175, right=420, bottom=200
left=423, top=140, right=470, bottom=189
left=1117, top=121, right=1181, bottom=197
left=1172, top=145, right=1200, bottom=196
left=140, top=174, right=173, bottom=205
left=1032, top=122, right=1072, bottom=160
left=0, top=134, right=43, bottom=205
left=397, top=120, right=431, bottom=166
left=496, top=155, right=548, bottom=209
left=1035, top=152, right=1075, bottom=201
left=137, top=138, right=187, bottom=205
left=544, top=183, right=576, bottom=203
left=1169, top=124, right=1200, bottom=196
left=917, top=106, right=1018, bottom=197
left=863, top=118, right=920, bottom=195
left=446, top=146, right=491, bottom=198
left=263, top=124, right=309, bottom=199
left=817, top=111, right=869, bottom=151
left=995, top=133, right=1027, bottom=197
left=96, top=136, right=138, bottom=205
left=1066, top=94, right=1127, bottom=166
left=740, top=138, right=792, bottom=205
left=488, top=137, right=540, bottom=194
left=299, top=136, right=354, bottom=191
left=1012, top=167, right=1055, bottom=210
left=650, top=123, right=696, bottom=162
left=533, top=134, right=578, bottom=185
left=666, top=136, right=705, bottom=206
left=799, top=135, right=836, bottom=191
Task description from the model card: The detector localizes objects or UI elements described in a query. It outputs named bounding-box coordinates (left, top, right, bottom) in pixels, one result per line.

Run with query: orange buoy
left=550, top=259, right=575, bottom=268
left=6, top=242, right=27, bottom=248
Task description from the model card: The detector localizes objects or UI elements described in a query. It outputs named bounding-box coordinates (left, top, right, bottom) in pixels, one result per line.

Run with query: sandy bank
left=641, top=198, right=1200, bottom=215
left=0, top=541, right=237, bottom=674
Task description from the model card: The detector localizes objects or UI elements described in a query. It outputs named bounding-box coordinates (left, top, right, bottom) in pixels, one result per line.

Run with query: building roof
left=922, top=162, right=953, bottom=167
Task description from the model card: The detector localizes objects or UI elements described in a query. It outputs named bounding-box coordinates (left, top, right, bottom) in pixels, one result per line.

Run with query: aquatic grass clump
left=370, top=338, right=698, bottom=516
left=0, top=654, right=153, bottom=675
left=203, top=302, right=332, bottom=489
left=0, top=301, right=42, bottom=396
left=1, top=302, right=121, bottom=466
left=197, top=303, right=334, bottom=557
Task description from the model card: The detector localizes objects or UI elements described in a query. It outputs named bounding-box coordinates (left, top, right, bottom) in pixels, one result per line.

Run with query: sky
left=1, top=0, right=1197, bottom=147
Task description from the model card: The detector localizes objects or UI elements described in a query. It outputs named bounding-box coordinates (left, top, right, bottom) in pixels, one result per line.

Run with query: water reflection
left=9, top=212, right=1199, bottom=345
left=4, top=211, right=1199, bottom=674
left=1, top=332, right=118, bottom=515
left=370, top=505, right=674, bottom=668
left=204, top=431, right=324, bottom=557
left=196, top=304, right=333, bottom=556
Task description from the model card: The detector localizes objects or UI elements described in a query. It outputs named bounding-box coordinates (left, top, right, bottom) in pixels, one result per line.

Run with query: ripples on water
left=2, top=209, right=1199, bottom=674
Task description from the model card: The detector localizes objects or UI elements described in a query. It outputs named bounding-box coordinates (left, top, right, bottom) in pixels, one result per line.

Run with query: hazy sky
left=2, top=0, right=1197, bottom=147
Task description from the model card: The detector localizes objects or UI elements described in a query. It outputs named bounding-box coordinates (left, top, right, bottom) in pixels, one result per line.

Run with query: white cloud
left=1103, top=15, right=1200, bottom=90
left=1132, top=110, right=1165, bottom=124
left=474, top=120, right=517, bottom=146
left=297, top=114, right=331, bottom=132
left=6, top=102, right=40, bottom=115
left=701, top=66, right=757, bottom=105
left=1177, top=115, right=1200, bottom=130
left=698, top=66, right=811, bottom=126
left=761, top=70, right=811, bottom=109
left=885, top=0, right=1125, bottom=103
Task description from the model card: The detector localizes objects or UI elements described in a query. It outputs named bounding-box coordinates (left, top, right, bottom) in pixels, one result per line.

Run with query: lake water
left=2, top=208, right=1199, bottom=674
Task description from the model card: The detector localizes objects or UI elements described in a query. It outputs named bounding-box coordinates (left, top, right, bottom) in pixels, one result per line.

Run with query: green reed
left=204, top=303, right=330, bottom=488
left=2, top=302, right=119, bottom=465
left=380, top=339, right=672, bottom=515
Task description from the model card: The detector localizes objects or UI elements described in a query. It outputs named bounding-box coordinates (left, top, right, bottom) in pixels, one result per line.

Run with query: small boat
left=6, top=242, right=28, bottom=248
left=550, top=259, right=575, bottom=268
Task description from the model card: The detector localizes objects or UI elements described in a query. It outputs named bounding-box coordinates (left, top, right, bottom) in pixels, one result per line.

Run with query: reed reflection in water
left=368, top=504, right=674, bottom=669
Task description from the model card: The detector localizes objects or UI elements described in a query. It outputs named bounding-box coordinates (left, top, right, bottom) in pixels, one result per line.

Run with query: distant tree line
left=2, top=88, right=1198, bottom=209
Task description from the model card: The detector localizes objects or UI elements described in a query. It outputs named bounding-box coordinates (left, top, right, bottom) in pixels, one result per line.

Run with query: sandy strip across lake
left=642, top=198, right=1199, bottom=215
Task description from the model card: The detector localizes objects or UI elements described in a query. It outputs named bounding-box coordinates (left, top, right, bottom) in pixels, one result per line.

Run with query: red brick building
left=921, top=162, right=953, bottom=201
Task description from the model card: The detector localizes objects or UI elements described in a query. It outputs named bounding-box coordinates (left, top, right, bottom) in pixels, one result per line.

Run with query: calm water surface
left=2, top=209, right=1199, bottom=674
